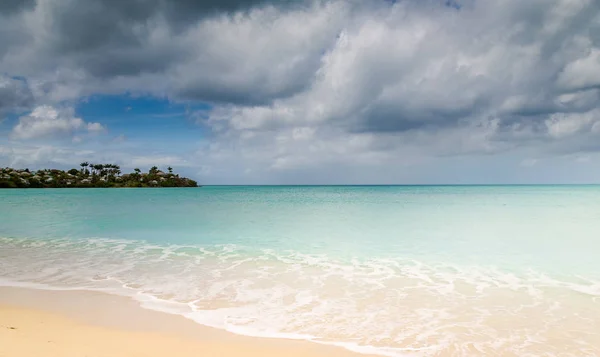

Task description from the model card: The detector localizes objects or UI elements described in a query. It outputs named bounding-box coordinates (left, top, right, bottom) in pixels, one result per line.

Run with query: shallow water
left=1, top=186, right=599, bottom=356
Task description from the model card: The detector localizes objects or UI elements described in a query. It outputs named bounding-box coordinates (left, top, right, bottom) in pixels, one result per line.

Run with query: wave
left=1, top=236, right=599, bottom=356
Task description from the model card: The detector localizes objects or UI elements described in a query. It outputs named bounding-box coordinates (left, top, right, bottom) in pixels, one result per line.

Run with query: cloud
left=0, top=0, right=35, bottom=15
left=545, top=110, right=600, bottom=139
left=128, top=155, right=192, bottom=168
left=86, top=122, right=107, bottom=134
left=0, top=75, right=35, bottom=118
left=193, top=0, right=600, bottom=174
left=0, top=0, right=344, bottom=104
left=2, top=0, right=600, bottom=183
left=208, top=0, right=600, bottom=131
left=112, top=134, right=127, bottom=143
left=11, top=105, right=105, bottom=140
left=0, top=144, right=95, bottom=168
left=0, top=143, right=190, bottom=173
left=520, top=158, right=538, bottom=167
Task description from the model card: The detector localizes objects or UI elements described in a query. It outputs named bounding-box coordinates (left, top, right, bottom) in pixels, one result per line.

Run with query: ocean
left=1, top=186, right=599, bottom=356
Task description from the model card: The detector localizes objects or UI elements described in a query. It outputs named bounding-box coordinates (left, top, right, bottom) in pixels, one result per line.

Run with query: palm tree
left=168, top=166, right=173, bottom=174
left=107, top=164, right=115, bottom=178
left=92, top=164, right=103, bottom=178
left=149, top=166, right=158, bottom=175
left=103, top=164, right=111, bottom=180
left=80, top=162, right=89, bottom=175
left=108, top=164, right=119, bottom=179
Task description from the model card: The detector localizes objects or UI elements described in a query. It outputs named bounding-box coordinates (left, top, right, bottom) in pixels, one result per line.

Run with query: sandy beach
left=0, top=287, right=372, bottom=357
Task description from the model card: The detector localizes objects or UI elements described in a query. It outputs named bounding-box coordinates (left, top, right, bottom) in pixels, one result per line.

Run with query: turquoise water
left=1, top=186, right=600, bottom=356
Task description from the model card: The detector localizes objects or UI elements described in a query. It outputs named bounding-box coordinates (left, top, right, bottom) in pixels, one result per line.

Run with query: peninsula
left=0, top=163, right=198, bottom=188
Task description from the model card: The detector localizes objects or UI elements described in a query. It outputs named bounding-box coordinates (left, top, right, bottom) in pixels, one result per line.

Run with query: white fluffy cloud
left=11, top=105, right=105, bottom=140
left=545, top=110, right=600, bottom=138
left=0, top=144, right=95, bottom=168
left=86, top=122, right=106, bottom=134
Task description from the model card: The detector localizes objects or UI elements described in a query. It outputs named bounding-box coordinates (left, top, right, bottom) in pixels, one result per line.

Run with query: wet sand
left=0, top=286, right=373, bottom=357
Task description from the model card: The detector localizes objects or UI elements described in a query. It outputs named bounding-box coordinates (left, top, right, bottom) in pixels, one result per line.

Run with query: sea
left=1, top=186, right=599, bottom=356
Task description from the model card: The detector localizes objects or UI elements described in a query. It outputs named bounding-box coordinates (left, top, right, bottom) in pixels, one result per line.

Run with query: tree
left=80, top=162, right=90, bottom=176
left=94, top=164, right=104, bottom=176
left=104, top=164, right=112, bottom=180
left=168, top=166, right=173, bottom=174
left=0, top=164, right=198, bottom=188
left=104, top=164, right=119, bottom=180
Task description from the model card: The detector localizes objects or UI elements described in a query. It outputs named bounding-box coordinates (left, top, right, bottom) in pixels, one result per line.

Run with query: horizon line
left=199, top=183, right=600, bottom=187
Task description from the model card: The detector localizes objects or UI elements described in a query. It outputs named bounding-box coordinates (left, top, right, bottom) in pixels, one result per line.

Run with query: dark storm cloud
left=0, top=0, right=323, bottom=103
left=46, top=0, right=308, bottom=53
left=48, top=0, right=155, bottom=53
left=47, top=0, right=303, bottom=51
left=0, top=0, right=35, bottom=14
left=176, top=80, right=311, bottom=106
left=0, top=76, right=34, bottom=117
left=42, top=0, right=187, bottom=77
left=160, top=0, right=305, bottom=27
left=356, top=98, right=485, bottom=133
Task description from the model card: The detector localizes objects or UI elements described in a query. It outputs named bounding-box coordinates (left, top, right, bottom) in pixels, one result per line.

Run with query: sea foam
left=1, top=235, right=599, bottom=356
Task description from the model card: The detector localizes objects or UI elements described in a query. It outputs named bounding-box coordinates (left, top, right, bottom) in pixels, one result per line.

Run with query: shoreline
left=0, top=286, right=376, bottom=357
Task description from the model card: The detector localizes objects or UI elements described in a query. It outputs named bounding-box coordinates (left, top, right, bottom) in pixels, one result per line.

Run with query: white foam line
left=0, top=278, right=88, bottom=291
left=2, top=277, right=431, bottom=357
left=0, top=278, right=415, bottom=357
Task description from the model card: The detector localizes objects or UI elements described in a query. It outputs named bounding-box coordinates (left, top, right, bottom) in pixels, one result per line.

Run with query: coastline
left=0, top=286, right=374, bottom=357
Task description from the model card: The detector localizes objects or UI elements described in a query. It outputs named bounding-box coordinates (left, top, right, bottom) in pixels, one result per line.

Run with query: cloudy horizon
left=1, top=0, right=600, bottom=184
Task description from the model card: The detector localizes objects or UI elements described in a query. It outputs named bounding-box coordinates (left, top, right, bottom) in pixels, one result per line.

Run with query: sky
left=1, top=0, right=600, bottom=184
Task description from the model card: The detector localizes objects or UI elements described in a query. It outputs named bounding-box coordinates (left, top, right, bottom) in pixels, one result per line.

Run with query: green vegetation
left=0, top=164, right=198, bottom=188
